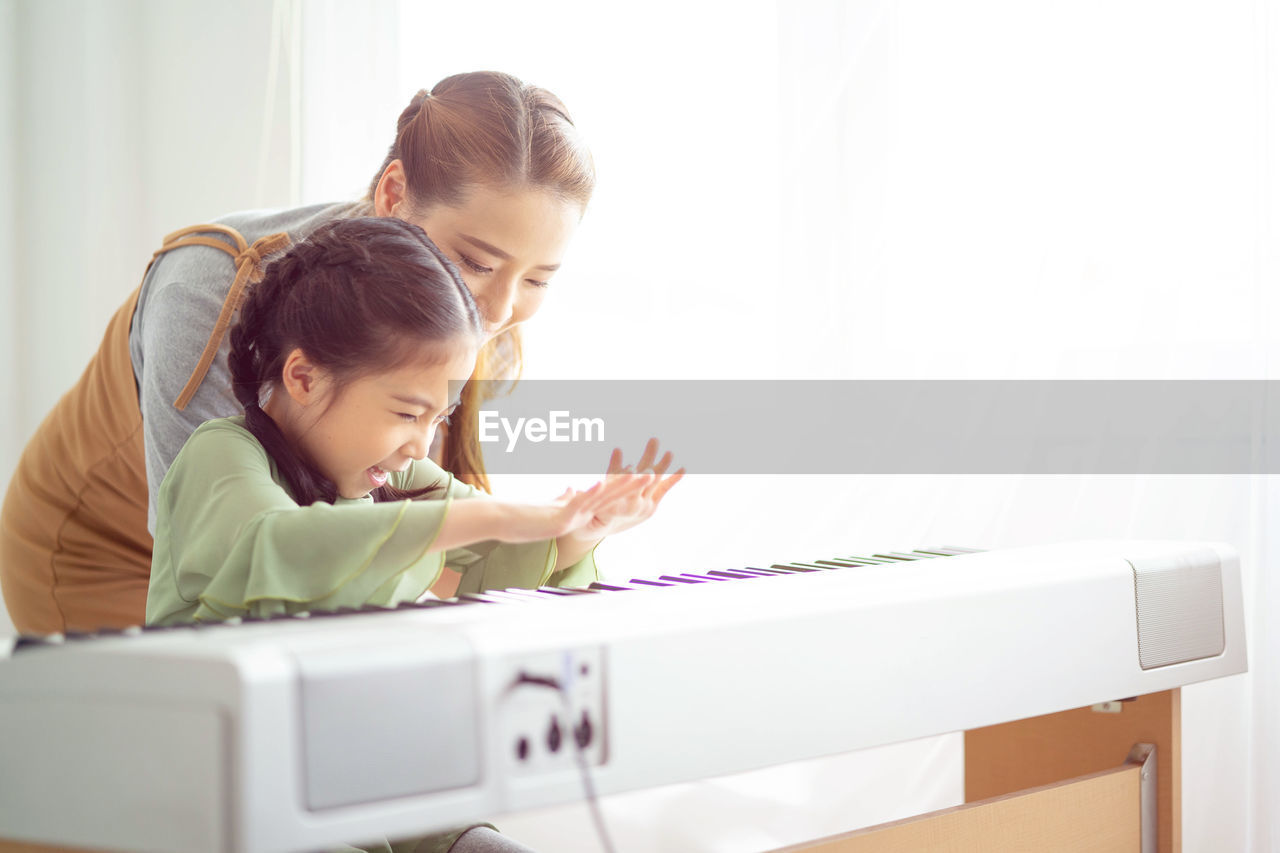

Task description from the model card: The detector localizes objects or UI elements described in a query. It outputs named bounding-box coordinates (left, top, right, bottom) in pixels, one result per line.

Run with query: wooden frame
left=775, top=689, right=1178, bottom=853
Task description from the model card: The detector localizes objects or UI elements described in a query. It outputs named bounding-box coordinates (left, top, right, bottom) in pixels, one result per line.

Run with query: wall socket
left=498, top=647, right=606, bottom=776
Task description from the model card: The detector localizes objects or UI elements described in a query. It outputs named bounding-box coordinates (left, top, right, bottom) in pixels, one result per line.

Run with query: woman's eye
left=526, top=278, right=550, bottom=288
left=397, top=413, right=419, bottom=423
left=435, top=403, right=459, bottom=426
left=459, top=254, right=492, bottom=275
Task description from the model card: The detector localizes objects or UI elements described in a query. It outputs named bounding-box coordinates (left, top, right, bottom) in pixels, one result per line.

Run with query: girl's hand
left=559, top=438, right=685, bottom=547
left=430, top=440, right=682, bottom=570
left=501, top=473, right=657, bottom=544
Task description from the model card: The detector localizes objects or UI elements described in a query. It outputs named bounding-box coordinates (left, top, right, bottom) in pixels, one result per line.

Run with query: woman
left=0, top=71, right=603, bottom=635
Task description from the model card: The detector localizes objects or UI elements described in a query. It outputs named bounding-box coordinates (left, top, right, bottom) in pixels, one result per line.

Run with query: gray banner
left=453, top=380, right=1280, bottom=475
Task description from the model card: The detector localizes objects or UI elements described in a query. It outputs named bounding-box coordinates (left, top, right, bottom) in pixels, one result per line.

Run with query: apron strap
left=149, top=225, right=293, bottom=411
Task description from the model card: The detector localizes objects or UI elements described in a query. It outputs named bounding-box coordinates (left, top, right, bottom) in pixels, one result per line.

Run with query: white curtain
left=299, top=1, right=1275, bottom=850
left=0, top=0, right=301, bottom=633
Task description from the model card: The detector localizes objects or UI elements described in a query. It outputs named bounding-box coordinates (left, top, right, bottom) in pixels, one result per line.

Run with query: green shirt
left=146, top=416, right=599, bottom=626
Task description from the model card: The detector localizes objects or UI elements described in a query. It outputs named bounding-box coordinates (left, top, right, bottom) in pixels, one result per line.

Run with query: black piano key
left=535, top=586, right=595, bottom=596
left=12, top=633, right=66, bottom=653
left=835, top=555, right=897, bottom=564
left=707, top=570, right=764, bottom=579
left=813, top=558, right=880, bottom=568
left=657, top=575, right=704, bottom=584
left=749, top=565, right=808, bottom=574
left=928, top=546, right=984, bottom=554
left=680, top=572, right=735, bottom=582
left=779, top=562, right=840, bottom=571
left=587, top=582, right=635, bottom=591
left=456, top=593, right=506, bottom=604
left=483, top=590, right=542, bottom=603
left=882, top=551, right=928, bottom=560
left=629, top=578, right=678, bottom=587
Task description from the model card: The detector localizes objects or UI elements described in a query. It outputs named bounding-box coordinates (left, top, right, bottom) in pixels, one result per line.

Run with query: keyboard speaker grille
left=1130, top=547, right=1226, bottom=670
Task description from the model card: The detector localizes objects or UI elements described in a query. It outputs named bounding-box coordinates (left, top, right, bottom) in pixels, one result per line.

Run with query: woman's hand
left=557, top=438, right=684, bottom=551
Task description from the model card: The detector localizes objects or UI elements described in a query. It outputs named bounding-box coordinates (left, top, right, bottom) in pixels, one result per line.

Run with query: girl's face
left=283, top=343, right=479, bottom=500
left=378, top=169, right=582, bottom=340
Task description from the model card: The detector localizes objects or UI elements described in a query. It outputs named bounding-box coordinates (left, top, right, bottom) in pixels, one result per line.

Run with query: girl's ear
left=279, top=348, right=328, bottom=406
left=373, top=159, right=408, bottom=218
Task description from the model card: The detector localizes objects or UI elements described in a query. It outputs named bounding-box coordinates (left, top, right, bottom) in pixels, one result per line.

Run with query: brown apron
left=0, top=224, right=290, bottom=634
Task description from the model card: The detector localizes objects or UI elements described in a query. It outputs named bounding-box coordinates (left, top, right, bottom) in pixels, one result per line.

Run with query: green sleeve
left=402, top=459, right=601, bottom=594
left=148, top=421, right=451, bottom=624
left=147, top=421, right=599, bottom=625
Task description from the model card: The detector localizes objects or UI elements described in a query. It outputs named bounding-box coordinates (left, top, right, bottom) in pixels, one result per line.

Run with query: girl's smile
left=264, top=342, right=478, bottom=500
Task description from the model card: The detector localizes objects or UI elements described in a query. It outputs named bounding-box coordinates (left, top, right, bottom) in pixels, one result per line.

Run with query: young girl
left=145, top=217, right=678, bottom=853
left=146, top=216, right=680, bottom=626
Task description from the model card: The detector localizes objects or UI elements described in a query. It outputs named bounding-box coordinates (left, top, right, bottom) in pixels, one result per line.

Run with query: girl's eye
left=459, top=254, right=492, bottom=275
left=526, top=278, right=550, bottom=288
left=397, top=413, right=419, bottom=423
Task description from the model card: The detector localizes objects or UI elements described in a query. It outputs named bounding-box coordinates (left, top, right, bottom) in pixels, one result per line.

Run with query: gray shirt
left=129, top=201, right=371, bottom=533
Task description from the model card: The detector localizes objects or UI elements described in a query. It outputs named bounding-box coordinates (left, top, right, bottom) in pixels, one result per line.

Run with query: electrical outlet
left=498, top=647, right=606, bottom=775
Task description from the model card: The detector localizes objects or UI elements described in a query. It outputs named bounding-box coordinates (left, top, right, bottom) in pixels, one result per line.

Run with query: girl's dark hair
left=228, top=216, right=482, bottom=506
left=367, top=71, right=596, bottom=493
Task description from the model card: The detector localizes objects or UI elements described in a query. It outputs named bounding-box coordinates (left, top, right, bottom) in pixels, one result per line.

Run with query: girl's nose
left=403, top=429, right=431, bottom=461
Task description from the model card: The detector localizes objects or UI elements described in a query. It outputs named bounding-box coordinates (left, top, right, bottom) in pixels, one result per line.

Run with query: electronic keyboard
left=0, top=540, right=1248, bottom=853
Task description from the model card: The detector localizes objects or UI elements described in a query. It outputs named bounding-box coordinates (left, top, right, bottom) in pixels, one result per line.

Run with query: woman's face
left=380, top=171, right=582, bottom=340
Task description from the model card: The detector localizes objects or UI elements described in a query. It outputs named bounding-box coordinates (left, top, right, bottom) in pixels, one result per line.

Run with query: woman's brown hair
left=367, top=71, right=595, bottom=491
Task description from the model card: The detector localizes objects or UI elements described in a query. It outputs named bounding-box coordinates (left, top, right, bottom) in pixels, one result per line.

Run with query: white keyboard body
left=0, top=540, right=1248, bottom=852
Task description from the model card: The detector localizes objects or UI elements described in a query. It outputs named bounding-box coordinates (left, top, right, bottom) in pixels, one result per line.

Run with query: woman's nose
left=472, top=276, right=517, bottom=333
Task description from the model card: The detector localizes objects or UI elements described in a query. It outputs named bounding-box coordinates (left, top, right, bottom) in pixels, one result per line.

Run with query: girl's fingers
left=650, top=451, right=674, bottom=476
left=585, top=472, right=652, bottom=516
left=569, top=474, right=633, bottom=514
left=562, top=482, right=608, bottom=519
left=606, top=447, right=624, bottom=475
left=650, top=468, right=685, bottom=502
left=599, top=471, right=652, bottom=503
left=635, top=438, right=659, bottom=472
